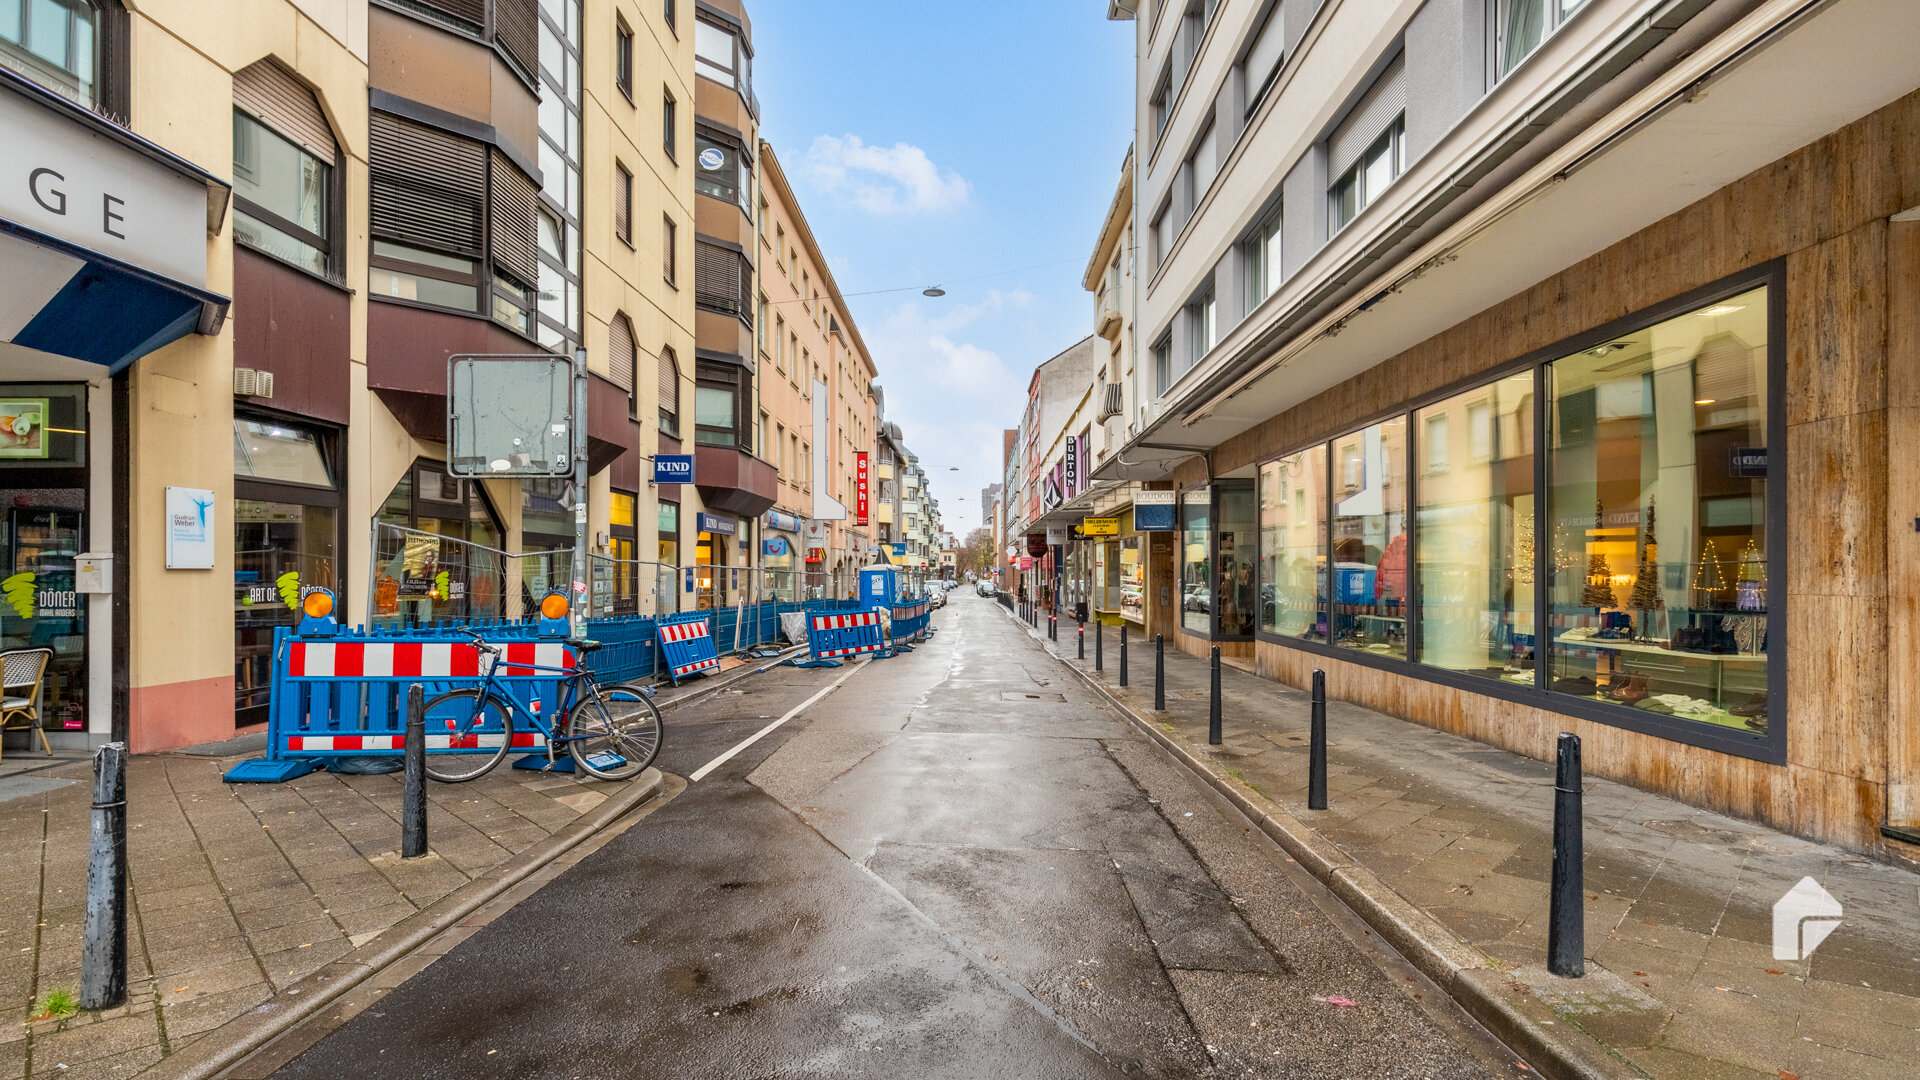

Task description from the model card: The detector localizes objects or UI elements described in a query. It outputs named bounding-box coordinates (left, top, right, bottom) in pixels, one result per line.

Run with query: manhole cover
left=1000, top=691, right=1067, bottom=702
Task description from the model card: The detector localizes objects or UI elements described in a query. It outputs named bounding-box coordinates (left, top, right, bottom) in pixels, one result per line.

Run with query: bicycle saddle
left=564, top=637, right=603, bottom=653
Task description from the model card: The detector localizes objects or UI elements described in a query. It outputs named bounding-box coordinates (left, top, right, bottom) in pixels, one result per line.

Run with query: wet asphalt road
left=270, top=594, right=1514, bottom=1079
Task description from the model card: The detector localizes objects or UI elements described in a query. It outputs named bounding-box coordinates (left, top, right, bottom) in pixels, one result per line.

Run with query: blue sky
left=751, top=1, right=1135, bottom=540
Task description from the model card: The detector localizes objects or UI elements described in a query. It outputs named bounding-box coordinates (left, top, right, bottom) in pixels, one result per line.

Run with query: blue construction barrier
left=223, top=617, right=577, bottom=783
left=889, top=597, right=933, bottom=652
left=657, top=611, right=720, bottom=684
left=790, top=608, right=888, bottom=667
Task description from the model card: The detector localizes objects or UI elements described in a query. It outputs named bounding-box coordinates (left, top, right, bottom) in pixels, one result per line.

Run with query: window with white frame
left=1186, top=284, right=1216, bottom=365
left=1242, top=203, right=1281, bottom=309
left=1149, top=61, right=1173, bottom=144
left=1495, top=0, right=1587, bottom=80
left=1151, top=200, right=1173, bottom=268
left=1327, top=51, right=1407, bottom=234
left=1330, top=115, right=1404, bottom=233
left=1240, top=1, right=1284, bottom=117
left=1152, top=335, right=1173, bottom=395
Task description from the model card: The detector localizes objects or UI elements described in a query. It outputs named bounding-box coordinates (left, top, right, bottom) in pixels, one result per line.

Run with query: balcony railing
left=1096, top=382, right=1123, bottom=422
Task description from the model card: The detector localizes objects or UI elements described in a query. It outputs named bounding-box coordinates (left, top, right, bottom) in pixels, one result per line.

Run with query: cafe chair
left=1, top=647, right=55, bottom=761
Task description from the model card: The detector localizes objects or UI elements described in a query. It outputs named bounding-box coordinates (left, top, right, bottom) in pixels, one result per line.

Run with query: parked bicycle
left=422, top=625, right=663, bottom=783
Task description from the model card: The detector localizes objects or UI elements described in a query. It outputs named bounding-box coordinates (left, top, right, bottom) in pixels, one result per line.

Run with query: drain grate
left=1000, top=691, right=1067, bottom=702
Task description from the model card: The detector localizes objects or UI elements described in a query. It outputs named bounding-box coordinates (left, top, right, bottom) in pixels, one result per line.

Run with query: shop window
left=0, top=384, right=86, bottom=469
left=1180, top=489, right=1210, bottom=633
left=1331, top=417, right=1408, bottom=658
left=234, top=416, right=340, bottom=728
left=658, top=500, right=679, bottom=565
left=1414, top=373, right=1535, bottom=681
left=1, top=493, right=87, bottom=732
left=0, top=0, right=95, bottom=106
left=373, top=460, right=507, bottom=624
left=1259, top=445, right=1326, bottom=639
left=1546, top=285, right=1770, bottom=732
left=232, top=108, right=332, bottom=277
left=1215, top=482, right=1256, bottom=638
left=232, top=419, right=331, bottom=487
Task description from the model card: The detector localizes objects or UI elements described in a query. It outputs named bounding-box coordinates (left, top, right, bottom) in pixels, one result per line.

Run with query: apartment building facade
left=754, top=140, right=879, bottom=598
left=1100, top=0, right=1920, bottom=857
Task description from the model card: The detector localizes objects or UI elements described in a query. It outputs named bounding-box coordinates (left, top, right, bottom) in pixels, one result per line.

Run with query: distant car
left=977, top=582, right=997, bottom=598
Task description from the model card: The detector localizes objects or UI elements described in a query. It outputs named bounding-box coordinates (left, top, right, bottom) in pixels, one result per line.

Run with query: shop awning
left=0, top=222, right=226, bottom=373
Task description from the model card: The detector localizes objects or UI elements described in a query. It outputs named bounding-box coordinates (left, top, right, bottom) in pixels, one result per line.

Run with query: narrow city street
left=262, top=594, right=1517, bottom=1079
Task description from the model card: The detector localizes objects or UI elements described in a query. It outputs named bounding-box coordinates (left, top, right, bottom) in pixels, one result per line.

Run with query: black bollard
left=1208, top=647, right=1222, bottom=745
left=1119, top=625, right=1129, bottom=687
left=1154, top=634, right=1165, bottom=711
left=1095, top=620, right=1104, bottom=671
left=1549, top=733, right=1585, bottom=977
left=403, top=684, right=428, bottom=859
left=1308, top=669, right=1327, bottom=810
left=81, top=742, right=128, bottom=1010
left=1077, top=620, right=1085, bottom=660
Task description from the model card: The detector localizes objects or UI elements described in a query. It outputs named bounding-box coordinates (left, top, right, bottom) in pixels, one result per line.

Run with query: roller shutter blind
left=1242, top=4, right=1285, bottom=109
left=1328, top=51, right=1404, bottom=179
left=233, top=60, right=336, bottom=162
left=493, top=0, right=538, bottom=79
left=489, top=149, right=539, bottom=285
left=609, top=314, right=636, bottom=391
left=659, top=349, right=680, bottom=420
left=694, top=241, right=746, bottom=317
left=412, top=0, right=485, bottom=28
left=370, top=111, right=486, bottom=255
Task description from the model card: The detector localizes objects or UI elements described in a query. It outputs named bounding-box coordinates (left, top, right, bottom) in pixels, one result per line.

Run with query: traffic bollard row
left=1308, top=669, right=1327, bottom=810
left=1549, top=732, right=1585, bottom=978
left=1077, top=620, right=1085, bottom=659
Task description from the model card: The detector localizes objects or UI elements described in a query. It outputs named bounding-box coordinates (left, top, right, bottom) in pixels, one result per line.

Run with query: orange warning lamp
left=296, top=587, right=339, bottom=637
left=541, top=593, right=569, bottom=620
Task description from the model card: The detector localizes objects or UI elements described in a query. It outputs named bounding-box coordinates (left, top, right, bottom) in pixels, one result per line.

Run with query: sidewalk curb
left=1018, top=609, right=1637, bottom=1080
left=136, top=765, right=667, bottom=1080
left=140, top=644, right=801, bottom=1077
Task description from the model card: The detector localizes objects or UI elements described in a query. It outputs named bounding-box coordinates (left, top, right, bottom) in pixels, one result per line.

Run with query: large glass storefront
left=1249, top=278, right=1779, bottom=747
left=374, top=461, right=506, bottom=623
left=0, top=384, right=89, bottom=739
left=1180, top=490, right=1210, bottom=633
left=234, top=417, right=341, bottom=727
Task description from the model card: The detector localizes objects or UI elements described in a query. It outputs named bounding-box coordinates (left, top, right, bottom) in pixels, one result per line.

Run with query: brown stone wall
left=1172, top=88, right=1920, bottom=859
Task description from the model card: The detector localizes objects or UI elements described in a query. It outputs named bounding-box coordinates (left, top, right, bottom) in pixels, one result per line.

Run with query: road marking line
left=689, top=660, right=866, bottom=782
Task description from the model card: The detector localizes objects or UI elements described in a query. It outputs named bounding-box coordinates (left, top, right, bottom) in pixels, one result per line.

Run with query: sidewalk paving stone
left=0, top=744, right=644, bottom=1080
left=1029, top=613, right=1920, bottom=1080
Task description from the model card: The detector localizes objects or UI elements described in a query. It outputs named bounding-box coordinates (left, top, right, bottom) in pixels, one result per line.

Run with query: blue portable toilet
left=859, top=562, right=897, bottom=608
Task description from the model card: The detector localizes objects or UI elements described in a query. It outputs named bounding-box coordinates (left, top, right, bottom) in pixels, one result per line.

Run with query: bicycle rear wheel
left=421, top=688, right=515, bottom=782
left=567, top=683, right=661, bottom=780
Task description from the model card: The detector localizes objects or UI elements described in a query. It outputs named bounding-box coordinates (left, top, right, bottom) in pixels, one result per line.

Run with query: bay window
left=1495, top=0, right=1588, bottom=81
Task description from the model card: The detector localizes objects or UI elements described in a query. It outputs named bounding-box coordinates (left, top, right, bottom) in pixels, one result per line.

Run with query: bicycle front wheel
left=567, top=683, right=662, bottom=780
left=422, top=688, right=515, bottom=782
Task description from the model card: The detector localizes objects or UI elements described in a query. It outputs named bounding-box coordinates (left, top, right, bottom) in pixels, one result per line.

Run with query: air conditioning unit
left=233, top=368, right=274, bottom=398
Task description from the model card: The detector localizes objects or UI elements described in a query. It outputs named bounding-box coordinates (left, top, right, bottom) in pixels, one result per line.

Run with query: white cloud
left=802, top=134, right=972, bottom=214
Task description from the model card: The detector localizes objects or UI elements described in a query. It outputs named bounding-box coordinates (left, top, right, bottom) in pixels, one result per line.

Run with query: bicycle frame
left=459, top=653, right=597, bottom=752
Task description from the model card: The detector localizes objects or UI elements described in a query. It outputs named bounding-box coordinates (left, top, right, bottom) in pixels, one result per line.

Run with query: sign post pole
left=572, top=347, right=589, bottom=638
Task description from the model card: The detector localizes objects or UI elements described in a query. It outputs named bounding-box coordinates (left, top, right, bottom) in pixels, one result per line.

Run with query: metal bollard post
left=81, top=742, right=128, bottom=1010
left=403, top=684, right=428, bottom=859
left=1095, top=620, right=1104, bottom=671
left=1119, top=625, right=1129, bottom=687
left=1077, top=620, right=1085, bottom=660
left=1308, top=669, right=1328, bottom=810
left=1154, top=634, right=1165, bottom=711
left=1549, top=733, right=1585, bottom=977
left=1208, top=647, right=1222, bottom=745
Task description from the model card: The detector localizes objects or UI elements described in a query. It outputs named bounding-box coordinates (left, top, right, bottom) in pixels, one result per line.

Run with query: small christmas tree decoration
left=1735, top=537, right=1765, bottom=612
left=1627, top=497, right=1664, bottom=611
left=1690, top=540, right=1727, bottom=601
left=1581, top=499, right=1616, bottom=608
